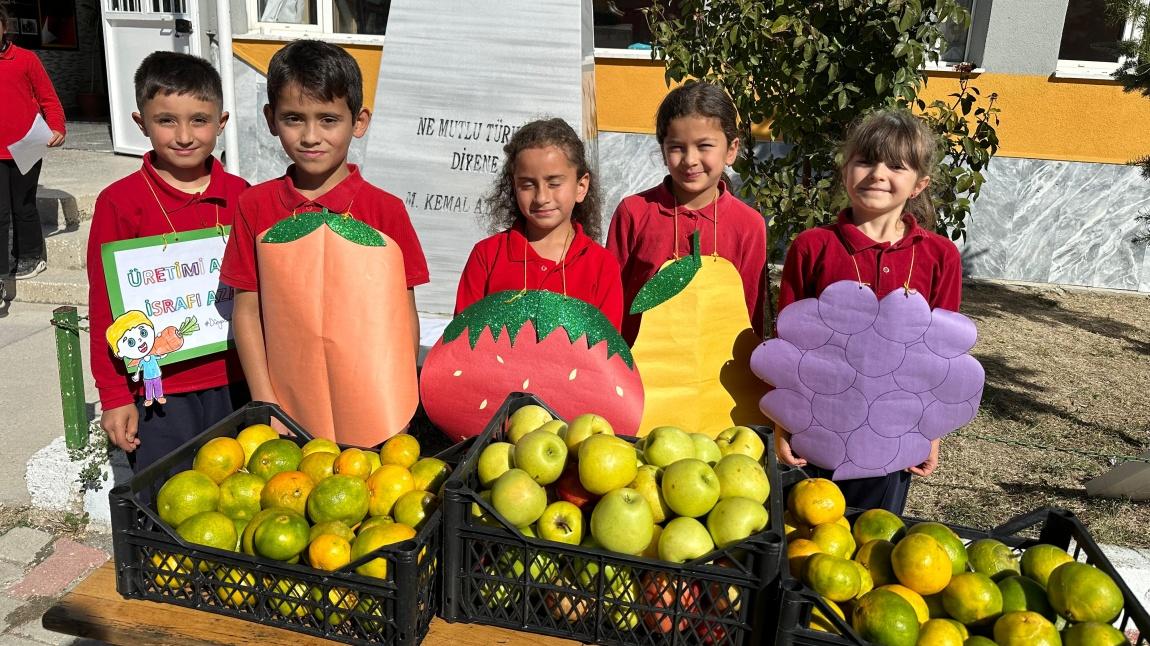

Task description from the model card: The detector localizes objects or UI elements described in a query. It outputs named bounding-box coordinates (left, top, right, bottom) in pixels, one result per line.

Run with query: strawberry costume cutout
left=257, top=208, right=418, bottom=446
left=420, top=290, right=645, bottom=441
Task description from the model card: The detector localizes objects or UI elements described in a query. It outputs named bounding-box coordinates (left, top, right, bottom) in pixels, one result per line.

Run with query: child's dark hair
left=483, top=118, right=602, bottom=240
left=133, top=52, right=223, bottom=112
left=266, top=39, right=363, bottom=116
left=655, top=81, right=739, bottom=147
left=0, top=5, right=10, bottom=43
left=840, top=110, right=940, bottom=229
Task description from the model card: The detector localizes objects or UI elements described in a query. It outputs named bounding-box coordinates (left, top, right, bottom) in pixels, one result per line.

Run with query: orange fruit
left=176, top=510, right=238, bottom=554
left=308, top=474, right=370, bottom=526
left=333, top=447, right=373, bottom=479
left=392, top=490, right=437, bottom=531
left=964, top=637, right=997, bottom=646
left=213, top=567, right=257, bottom=608
left=852, top=508, right=906, bottom=545
left=366, top=464, right=415, bottom=517
left=364, top=451, right=382, bottom=475
left=312, top=586, right=358, bottom=627
left=351, top=522, right=417, bottom=579
left=357, top=515, right=395, bottom=534
left=853, top=560, right=874, bottom=598
left=217, top=471, right=265, bottom=520
left=150, top=551, right=189, bottom=590
left=310, top=519, right=355, bottom=544
left=247, top=438, right=303, bottom=481
left=967, top=538, right=1020, bottom=581
left=299, top=450, right=338, bottom=484
left=787, top=478, right=845, bottom=526
left=380, top=434, right=421, bottom=469
left=252, top=509, right=310, bottom=561
left=1019, top=544, right=1074, bottom=587
left=260, top=470, right=315, bottom=516
left=193, top=437, right=247, bottom=484
left=308, top=533, right=353, bottom=571
left=891, top=533, right=953, bottom=596
left=269, top=577, right=310, bottom=618
left=157, top=470, right=220, bottom=527
left=803, top=553, right=861, bottom=602
left=241, top=508, right=280, bottom=555
left=997, top=574, right=1054, bottom=619
left=809, top=597, right=844, bottom=633
left=851, top=588, right=920, bottom=646
left=916, top=618, right=966, bottom=645
left=992, top=610, right=1060, bottom=646
left=783, top=510, right=811, bottom=541
left=410, top=457, right=452, bottom=493
left=301, top=437, right=341, bottom=457
left=856, top=539, right=899, bottom=587
left=1045, top=561, right=1124, bottom=623
left=941, top=572, right=1003, bottom=627
left=811, top=522, right=856, bottom=559
left=235, top=423, right=279, bottom=465
left=879, top=584, right=929, bottom=623
left=924, top=592, right=948, bottom=619
left=1062, top=621, right=1130, bottom=646
left=907, top=522, right=968, bottom=576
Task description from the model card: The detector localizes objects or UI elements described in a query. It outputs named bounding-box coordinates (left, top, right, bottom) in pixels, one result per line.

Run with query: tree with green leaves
left=645, top=0, right=1001, bottom=259
left=1109, top=0, right=1150, bottom=245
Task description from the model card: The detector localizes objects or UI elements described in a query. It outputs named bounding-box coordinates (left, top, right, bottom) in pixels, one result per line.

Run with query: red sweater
left=455, top=221, right=624, bottom=331
left=87, top=154, right=249, bottom=409
left=0, top=43, right=65, bottom=159
left=778, top=210, right=963, bottom=313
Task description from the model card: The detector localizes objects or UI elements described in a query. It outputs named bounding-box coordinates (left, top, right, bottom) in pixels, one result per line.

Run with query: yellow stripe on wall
left=232, top=39, right=382, bottom=113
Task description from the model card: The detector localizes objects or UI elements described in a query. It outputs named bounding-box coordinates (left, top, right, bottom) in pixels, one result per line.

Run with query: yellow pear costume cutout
left=630, top=230, right=767, bottom=437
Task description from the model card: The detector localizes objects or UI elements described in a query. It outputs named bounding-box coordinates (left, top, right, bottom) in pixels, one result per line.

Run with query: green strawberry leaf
left=444, top=290, right=634, bottom=369
left=327, top=211, right=385, bottom=246
left=629, top=229, right=701, bottom=314
left=261, top=208, right=385, bottom=246
left=262, top=210, right=326, bottom=243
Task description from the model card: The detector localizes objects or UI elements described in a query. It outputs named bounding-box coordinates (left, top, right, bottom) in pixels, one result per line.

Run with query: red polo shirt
left=220, top=165, right=429, bottom=292
left=606, top=177, right=767, bottom=344
left=455, top=221, right=624, bottom=331
left=87, top=153, right=249, bottom=410
left=777, top=210, right=963, bottom=314
left=0, top=43, right=65, bottom=158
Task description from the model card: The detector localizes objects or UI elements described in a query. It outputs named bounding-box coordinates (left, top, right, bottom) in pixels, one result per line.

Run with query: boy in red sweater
left=87, top=52, right=248, bottom=472
left=221, top=40, right=428, bottom=446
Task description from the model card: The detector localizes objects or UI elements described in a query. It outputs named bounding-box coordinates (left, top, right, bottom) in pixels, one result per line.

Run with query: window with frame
left=1057, top=0, right=1145, bottom=76
left=936, top=0, right=977, bottom=65
left=250, top=0, right=390, bottom=36
left=593, top=0, right=679, bottom=52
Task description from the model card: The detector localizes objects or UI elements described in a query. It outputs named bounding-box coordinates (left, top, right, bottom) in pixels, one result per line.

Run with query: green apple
left=477, top=442, right=515, bottom=488
left=706, top=496, right=768, bottom=548
left=659, top=516, right=715, bottom=563
left=715, top=426, right=765, bottom=461
left=410, top=457, right=452, bottom=493
left=536, top=501, right=584, bottom=545
left=563, top=413, right=614, bottom=453
left=690, top=433, right=723, bottom=465
left=642, top=426, right=696, bottom=468
left=392, top=490, right=438, bottom=531
left=713, top=454, right=770, bottom=503
left=628, top=464, right=670, bottom=524
left=536, top=419, right=568, bottom=436
left=514, top=429, right=569, bottom=485
left=661, top=458, right=721, bottom=518
left=491, top=468, right=547, bottom=528
left=470, top=490, right=498, bottom=527
left=576, top=559, right=640, bottom=629
left=590, top=488, right=654, bottom=555
left=506, top=404, right=554, bottom=444
left=578, top=434, right=638, bottom=495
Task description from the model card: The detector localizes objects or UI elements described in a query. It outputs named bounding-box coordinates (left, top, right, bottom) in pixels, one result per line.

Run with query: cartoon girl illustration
left=106, top=310, right=193, bottom=406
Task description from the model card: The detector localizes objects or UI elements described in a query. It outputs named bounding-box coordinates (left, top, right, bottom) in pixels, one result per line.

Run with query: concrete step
left=36, top=149, right=139, bottom=228
left=43, top=220, right=90, bottom=271
left=7, top=267, right=88, bottom=306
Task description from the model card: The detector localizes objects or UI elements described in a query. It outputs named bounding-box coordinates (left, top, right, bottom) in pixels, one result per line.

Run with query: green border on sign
left=101, top=227, right=234, bottom=373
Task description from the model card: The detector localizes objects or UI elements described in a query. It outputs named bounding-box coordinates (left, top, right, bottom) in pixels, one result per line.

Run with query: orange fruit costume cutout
left=257, top=208, right=417, bottom=446
left=630, top=230, right=766, bottom=437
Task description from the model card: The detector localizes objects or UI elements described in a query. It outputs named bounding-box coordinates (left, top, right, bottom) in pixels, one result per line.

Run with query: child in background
left=606, top=80, right=766, bottom=344
left=775, top=109, right=963, bottom=513
left=455, top=118, right=623, bottom=330
left=87, top=52, right=248, bottom=472
left=221, top=40, right=429, bottom=447
left=0, top=4, right=65, bottom=294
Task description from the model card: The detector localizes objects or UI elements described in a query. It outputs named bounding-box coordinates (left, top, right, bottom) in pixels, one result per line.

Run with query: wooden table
left=44, top=561, right=581, bottom=645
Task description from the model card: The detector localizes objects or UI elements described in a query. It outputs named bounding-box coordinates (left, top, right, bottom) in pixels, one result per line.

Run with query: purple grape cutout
left=875, top=288, right=932, bottom=343
left=925, top=308, right=978, bottom=358
left=791, top=426, right=846, bottom=468
left=811, top=388, right=868, bottom=432
left=777, top=299, right=833, bottom=349
left=854, top=372, right=900, bottom=404
left=846, top=425, right=900, bottom=469
left=819, top=281, right=879, bottom=334
left=868, top=391, right=924, bottom=437
left=799, top=345, right=857, bottom=395
left=750, top=339, right=802, bottom=390
left=847, top=327, right=906, bottom=377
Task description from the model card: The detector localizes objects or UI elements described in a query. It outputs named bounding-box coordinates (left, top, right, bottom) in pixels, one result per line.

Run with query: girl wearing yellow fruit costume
left=606, top=82, right=768, bottom=437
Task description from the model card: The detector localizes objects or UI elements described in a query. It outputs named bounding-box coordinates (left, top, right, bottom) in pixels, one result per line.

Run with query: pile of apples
left=473, top=404, right=773, bottom=564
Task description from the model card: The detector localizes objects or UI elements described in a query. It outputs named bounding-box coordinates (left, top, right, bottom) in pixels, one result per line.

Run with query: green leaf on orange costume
left=261, top=208, right=386, bottom=246
left=629, top=229, right=701, bottom=314
left=444, top=290, right=634, bottom=369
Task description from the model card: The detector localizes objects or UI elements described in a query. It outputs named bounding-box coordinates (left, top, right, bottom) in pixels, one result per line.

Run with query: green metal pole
left=53, top=306, right=88, bottom=450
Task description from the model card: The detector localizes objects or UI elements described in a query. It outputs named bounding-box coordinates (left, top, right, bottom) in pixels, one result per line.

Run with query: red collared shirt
left=606, top=177, right=767, bottom=344
left=220, top=165, right=430, bottom=292
left=0, top=43, right=65, bottom=158
left=455, top=221, right=624, bottom=331
left=778, top=210, right=963, bottom=315
left=86, top=153, right=249, bottom=409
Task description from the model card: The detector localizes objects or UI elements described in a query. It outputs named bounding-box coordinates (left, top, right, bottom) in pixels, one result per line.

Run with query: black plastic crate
left=110, top=401, right=466, bottom=646
left=771, top=467, right=1150, bottom=646
left=440, top=392, right=785, bottom=646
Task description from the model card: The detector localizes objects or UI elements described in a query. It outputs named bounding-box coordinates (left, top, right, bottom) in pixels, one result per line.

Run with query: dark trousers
left=0, top=159, right=44, bottom=274
left=128, top=383, right=251, bottom=475
left=804, top=466, right=912, bottom=515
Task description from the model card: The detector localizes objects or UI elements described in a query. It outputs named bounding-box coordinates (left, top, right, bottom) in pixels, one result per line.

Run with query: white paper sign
left=9, top=114, right=52, bottom=175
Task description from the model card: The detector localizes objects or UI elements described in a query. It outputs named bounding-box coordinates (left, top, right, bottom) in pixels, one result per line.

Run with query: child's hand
left=774, top=428, right=807, bottom=467
left=48, top=131, right=65, bottom=147
left=131, top=372, right=140, bottom=382
left=908, top=439, right=940, bottom=477
left=101, top=404, right=140, bottom=452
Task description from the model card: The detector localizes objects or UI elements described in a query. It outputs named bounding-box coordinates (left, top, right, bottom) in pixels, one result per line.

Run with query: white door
left=101, top=0, right=201, bottom=155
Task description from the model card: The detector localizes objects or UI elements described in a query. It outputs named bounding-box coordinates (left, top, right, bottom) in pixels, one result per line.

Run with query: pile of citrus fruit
left=785, top=478, right=1131, bottom=646
left=151, top=424, right=451, bottom=598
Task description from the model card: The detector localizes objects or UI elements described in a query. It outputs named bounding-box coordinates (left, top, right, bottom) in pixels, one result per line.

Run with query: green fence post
left=53, top=306, right=88, bottom=450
